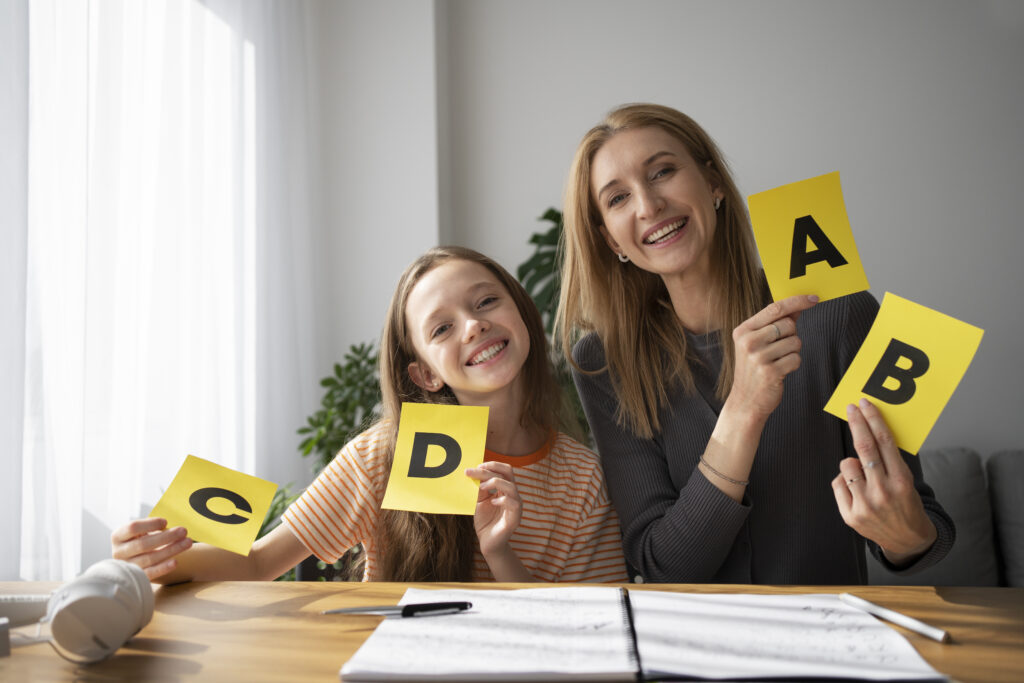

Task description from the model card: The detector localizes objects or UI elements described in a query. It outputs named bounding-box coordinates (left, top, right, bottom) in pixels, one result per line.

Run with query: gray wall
left=319, top=0, right=1023, bottom=455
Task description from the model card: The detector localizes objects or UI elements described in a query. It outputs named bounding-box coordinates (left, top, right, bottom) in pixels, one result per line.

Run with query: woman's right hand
left=111, top=517, right=193, bottom=580
left=726, top=294, right=819, bottom=425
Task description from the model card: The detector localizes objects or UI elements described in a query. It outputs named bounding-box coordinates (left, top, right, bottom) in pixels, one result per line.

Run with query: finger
left=111, top=517, right=168, bottom=544
left=741, top=295, right=819, bottom=332
left=838, top=457, right=866, bottom=490
left=856, top=398, right=903, bottom=474
left=465, top=462, right=515, bottom=482
left=134, top=535, right=193, bottom=570
left=831, top=473, right=854, bottom=518
left=116, top=526, right=189, bottom=561
left=142, top=557, right=179, bottom=581
left=846, top=403, right=887, bottom=481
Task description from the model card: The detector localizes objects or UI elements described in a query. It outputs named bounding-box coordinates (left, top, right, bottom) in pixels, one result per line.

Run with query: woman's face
left=590, top=126, right=721, bottom=283
left=403, top=259, right=530, bottom=406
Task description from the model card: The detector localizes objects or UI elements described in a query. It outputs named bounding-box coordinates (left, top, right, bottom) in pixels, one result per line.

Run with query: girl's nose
left=462, top=317, right=489, bottom=342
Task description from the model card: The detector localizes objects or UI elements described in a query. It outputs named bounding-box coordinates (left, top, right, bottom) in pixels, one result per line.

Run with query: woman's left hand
left=465, top=461, right=522, bottom=556
left=831, top=398, right=937, bottom=566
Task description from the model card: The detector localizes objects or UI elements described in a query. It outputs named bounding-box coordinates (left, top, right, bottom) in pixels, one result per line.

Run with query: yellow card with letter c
left=824, top=293, right=984, bottom=454
left=149, top=455, right=278, bottom=556
left=747, top=171, right=870, bottom=302
left=381, top=402, right=489, bottom=515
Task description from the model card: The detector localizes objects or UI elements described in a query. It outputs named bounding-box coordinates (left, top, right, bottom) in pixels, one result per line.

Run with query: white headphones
left=1, top=559, right=154, bottom=663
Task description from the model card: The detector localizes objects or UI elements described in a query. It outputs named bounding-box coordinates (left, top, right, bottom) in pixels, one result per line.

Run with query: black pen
left=321, top=601, right=472, bottom=617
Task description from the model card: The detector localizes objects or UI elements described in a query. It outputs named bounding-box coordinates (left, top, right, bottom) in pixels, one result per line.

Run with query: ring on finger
left=864, top=461, right=881, bottom=470
left=771, top=323, right=781, bottom=342
left=846, top=476, right=864, bottom=485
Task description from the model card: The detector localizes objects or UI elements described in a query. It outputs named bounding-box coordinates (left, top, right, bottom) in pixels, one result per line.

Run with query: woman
left=556, top=103, right=953, bottom=583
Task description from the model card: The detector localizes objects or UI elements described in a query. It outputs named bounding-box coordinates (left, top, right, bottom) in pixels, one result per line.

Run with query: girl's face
left=404, top=259, right=530, bottom=406
left=590, top=125, right=721, bottom=284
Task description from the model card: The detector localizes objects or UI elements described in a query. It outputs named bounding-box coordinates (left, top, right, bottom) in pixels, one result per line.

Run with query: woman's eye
left=431, top=323, right=451, bottom=339
left=478, top=295, right=498, bottom=308
left=652, top=166, right=674, bottom=180
left=608, top=192, right=627, bottom=207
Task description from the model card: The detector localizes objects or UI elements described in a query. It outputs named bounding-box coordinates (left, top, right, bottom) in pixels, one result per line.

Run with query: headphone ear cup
left=46, top=559, right=154, bottom=663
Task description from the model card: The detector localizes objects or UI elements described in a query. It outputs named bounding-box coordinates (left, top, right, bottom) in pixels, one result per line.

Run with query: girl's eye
left=478, top=295, right=498, bottom=308
left=431, top=323, right=451, bottom=339
left=608, top=192, right=627, bottom=207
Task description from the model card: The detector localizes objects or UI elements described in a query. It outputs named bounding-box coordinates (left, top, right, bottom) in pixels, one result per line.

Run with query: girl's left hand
left=465, top=461, right=522, bottom=556
left=831, top=398, right=938, bottom=566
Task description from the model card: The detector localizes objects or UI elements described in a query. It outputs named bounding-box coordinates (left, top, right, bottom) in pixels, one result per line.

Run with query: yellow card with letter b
left=149, top=455, right=278, bottom=556
left=824, top=293, right=984, bottom=454
left=747, top=171, right=870, bottom=302
left=381, top=402, right=489, bottom=515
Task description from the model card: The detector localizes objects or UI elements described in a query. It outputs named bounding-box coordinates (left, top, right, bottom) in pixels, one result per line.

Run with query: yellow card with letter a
left=149, top=455, right=278, bottom=556
left=747, top=171, right=870, bottom=302
left=824, top=293, right=984, bottom=454
left=381, top=402, right=489, bottom=515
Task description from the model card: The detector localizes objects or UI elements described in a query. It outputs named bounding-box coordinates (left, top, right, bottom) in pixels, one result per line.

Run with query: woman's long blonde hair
left=556, top=103, right=765, bottom=439
left=375, top=246, right=562, bottom=581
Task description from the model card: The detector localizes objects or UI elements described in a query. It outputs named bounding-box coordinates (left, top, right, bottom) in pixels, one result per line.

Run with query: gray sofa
left=867, top=449, right=1024, bottom=587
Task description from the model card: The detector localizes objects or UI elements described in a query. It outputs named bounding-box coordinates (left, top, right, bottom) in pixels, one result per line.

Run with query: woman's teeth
left=644, top=218, right=686, bottom=244
left=468, top=341, right=506, bottom=365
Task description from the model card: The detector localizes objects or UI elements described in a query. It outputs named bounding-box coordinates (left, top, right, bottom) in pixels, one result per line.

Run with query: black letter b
left=862, top=338, right=930, bottom=405
left=408, top=432, right=462, bottom=478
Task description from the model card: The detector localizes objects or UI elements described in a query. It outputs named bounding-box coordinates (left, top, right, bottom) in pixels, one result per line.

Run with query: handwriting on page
left=629, top=592, right=939, bottom=680
left=341, top=587, right=635, bottom=678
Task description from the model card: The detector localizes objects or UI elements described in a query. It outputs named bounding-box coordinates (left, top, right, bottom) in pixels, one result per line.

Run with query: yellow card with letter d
left=747, top=171, right=870, bottom=302
left=381, top=402, right=489, bottom=515
left=149, top=455, right=278, bottom=556
left=824, top=293, right=983, bottom=454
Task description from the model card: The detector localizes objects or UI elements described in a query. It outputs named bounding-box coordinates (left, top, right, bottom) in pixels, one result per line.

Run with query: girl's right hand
left=110, top=517, right=193, bottom=580
left=727, top=294, right=819, bottom=425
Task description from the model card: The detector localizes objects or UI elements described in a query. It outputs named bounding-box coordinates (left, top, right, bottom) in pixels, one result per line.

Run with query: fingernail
left=859, top=397, right=870, bottom=409
left=808, top=295, right=819, bottom=302
left=846, top=404, right=856, bottom=416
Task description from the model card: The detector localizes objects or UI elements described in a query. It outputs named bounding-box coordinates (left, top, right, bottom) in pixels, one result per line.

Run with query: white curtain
left=17, top=0, right=322, bottom=580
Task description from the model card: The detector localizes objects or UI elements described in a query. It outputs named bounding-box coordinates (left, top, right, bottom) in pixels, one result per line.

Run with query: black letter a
left=790, top=216, right=849, bottom=278
left=408, top=432, right=462, bottom=478
left=862, top=338, right=930, bottom=405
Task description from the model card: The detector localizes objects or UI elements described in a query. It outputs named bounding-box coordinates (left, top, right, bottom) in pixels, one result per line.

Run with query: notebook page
left=628, top=591, right=944, bottom=681
left=340, top=587, right=635, bottom=682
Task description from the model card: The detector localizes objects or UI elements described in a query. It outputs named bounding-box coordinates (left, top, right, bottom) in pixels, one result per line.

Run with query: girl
left=112, top=246, right=628, bottom=583
left=556, top=103, right=954, bottom=584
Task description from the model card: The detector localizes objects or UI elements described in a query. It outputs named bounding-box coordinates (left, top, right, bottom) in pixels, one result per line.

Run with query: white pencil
left=839, top=592, right=951, bottom=643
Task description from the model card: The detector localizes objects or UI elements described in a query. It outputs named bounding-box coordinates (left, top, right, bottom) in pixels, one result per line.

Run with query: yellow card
left=747, top=171, right=870, bottom=302
left=824, top=293, right=984, bottom=454
left=149, top=455, right=278, bottom=556
left=381, top=402, right=489, bottom=515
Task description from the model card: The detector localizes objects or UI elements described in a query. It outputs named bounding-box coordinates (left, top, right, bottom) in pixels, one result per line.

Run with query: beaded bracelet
left=699, top=454, right=750, bottom=486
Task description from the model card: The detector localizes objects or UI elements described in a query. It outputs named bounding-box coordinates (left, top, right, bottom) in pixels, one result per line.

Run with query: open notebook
left=339, top=587, right=946, bottom=682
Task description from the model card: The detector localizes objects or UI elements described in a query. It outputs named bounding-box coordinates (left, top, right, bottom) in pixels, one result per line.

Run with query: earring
left=618, top=252, right=629, bottom=263
left=714, top=196, right=722, bottom=211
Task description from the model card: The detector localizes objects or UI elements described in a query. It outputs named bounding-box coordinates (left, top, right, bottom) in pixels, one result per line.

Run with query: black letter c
left=189, top=487, right=253, bottom=524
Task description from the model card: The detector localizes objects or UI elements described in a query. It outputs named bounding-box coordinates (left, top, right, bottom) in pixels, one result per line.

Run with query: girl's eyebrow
left=596, top=150, right=677, bottom=200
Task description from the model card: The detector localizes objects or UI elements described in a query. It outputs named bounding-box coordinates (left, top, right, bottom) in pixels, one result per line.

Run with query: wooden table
left=1, top=581, right=1021, bottom=681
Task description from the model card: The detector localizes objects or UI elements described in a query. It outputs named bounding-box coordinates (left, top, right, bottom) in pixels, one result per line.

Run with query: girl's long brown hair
left=374, top=246, right=562, bottom=581
left=556, top=103, right=765, bottom=439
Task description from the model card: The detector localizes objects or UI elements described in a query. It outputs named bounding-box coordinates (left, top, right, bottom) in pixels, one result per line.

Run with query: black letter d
left=408, top=432, right=462, bottom=478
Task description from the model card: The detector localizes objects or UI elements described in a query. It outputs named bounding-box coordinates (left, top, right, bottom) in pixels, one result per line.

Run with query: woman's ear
left=408, top=361, right=443, bottom=392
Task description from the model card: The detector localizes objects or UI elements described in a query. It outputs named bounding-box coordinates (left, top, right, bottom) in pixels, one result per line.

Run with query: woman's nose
left=635, top=186, right=664, bottom=219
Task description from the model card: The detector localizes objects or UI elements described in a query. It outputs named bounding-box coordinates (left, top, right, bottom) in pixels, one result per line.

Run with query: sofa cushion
left=987, top=450, right=1024, bottom=587
left=868, top=448, right=998, bottom=586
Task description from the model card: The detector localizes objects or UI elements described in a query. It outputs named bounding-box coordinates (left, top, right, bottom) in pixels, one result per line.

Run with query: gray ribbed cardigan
left=572, top=291, right=955, bottom=584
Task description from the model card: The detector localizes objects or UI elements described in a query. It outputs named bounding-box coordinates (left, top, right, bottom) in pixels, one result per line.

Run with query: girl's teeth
left=470, top=341, right=506, bottom=365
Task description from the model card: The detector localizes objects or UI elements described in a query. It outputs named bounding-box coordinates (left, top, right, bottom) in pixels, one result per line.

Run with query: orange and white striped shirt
left=282, top=420, right=628, bottom=582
